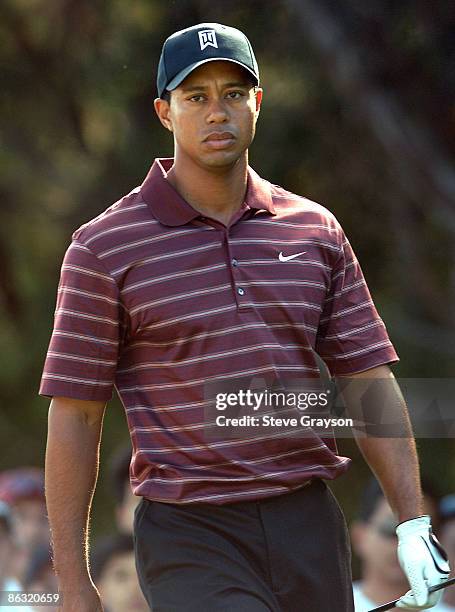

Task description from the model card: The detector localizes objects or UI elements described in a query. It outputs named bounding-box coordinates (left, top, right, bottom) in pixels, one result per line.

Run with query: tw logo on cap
left=198, top=30, right=218, bottom=51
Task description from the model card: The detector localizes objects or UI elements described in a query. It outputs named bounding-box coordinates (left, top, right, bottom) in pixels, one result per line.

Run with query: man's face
left=98, top=551, right=149, bottom=612
left=154, top=60, right=262, bottom=170
left=9, top=498, right=50, bottom=583
left=13, top=499, right=50, bottom=550
left=440, top=519, right=455, bottom=574
left=352, top=498, right=405, bottom=585
left=352, top=495, right=439, bottom=586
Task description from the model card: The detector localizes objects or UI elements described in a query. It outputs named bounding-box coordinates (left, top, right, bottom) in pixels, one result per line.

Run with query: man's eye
left=226, top=91, right=243, bottom=99
left=189, top=95, right=205, bottom=102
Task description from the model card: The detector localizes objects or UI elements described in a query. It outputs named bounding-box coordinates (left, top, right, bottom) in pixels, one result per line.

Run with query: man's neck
left=166, top=154, right=249, bottom=226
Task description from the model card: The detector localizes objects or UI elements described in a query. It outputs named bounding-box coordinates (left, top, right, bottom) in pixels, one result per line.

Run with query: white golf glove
left=396, top=515, right=450, bottom=609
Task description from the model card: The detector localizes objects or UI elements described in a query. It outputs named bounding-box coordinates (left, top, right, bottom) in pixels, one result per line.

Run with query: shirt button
left=232, top=258, right=238, bottom=267
left=237, top=287, right=245, bottom=296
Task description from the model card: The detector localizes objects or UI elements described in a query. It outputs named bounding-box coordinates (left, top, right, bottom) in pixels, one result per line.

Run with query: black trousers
left=133, top=479, right=354, bottom=612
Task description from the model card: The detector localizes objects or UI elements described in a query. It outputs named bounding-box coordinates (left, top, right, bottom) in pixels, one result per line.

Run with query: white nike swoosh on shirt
left=278, top=251, right=307, bottom=262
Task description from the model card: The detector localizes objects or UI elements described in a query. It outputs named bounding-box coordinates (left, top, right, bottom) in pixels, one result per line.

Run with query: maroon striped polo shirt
left=40, top=158, right=398, bottom=505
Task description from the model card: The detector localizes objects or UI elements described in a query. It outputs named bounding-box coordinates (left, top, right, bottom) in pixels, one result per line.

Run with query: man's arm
left=45, top=396, right=106, bottom=611
left=339, top=364, right=451, bottom=608
left=339, top=364, right=423, bottom=522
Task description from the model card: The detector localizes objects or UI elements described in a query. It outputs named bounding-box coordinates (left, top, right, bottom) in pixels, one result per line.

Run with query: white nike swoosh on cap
left=278, top=251, right=307, bottom=262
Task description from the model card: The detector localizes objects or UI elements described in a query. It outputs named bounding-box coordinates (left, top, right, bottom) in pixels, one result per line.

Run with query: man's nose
left=206, top=97, right=229, bottom=123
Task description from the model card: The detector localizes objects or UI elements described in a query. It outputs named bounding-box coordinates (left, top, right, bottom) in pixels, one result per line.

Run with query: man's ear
left=254, top=88, right=263, bottom=115
left=154, top=97, right=173, bottom=132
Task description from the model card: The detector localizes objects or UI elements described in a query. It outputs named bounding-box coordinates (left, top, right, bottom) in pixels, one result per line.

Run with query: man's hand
left=396, top=515, right=450, bottom=609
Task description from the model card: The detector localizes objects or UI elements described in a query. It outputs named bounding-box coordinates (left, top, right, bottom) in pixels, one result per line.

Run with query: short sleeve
left=39, top=240, right=121, bottom=401
left=315, top=230, right=399, bottom=376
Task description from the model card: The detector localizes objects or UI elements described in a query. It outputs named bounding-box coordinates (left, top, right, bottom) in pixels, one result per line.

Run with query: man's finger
left=402, top=563, right=428, bottom=606
left=368, top=577, right=455, bottom=611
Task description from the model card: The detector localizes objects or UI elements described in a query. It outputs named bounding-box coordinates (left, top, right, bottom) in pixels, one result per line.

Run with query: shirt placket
left=196, top=208, right=253, bottom=310
left=222, top=228, right=249, bottom=309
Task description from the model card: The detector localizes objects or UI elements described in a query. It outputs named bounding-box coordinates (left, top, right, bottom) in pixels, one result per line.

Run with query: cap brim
left=165, top=57, right=259, bottom=93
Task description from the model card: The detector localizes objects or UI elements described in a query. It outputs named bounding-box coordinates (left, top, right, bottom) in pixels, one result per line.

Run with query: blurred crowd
left=0, top=447, right=148, bottom=612
left=0, top=451, right=454, bottom=612
left=351, top=479, right=455, bottom=611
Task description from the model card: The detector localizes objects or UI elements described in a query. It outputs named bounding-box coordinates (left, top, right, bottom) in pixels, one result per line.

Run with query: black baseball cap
left=157, top=23, right=259, bottom=98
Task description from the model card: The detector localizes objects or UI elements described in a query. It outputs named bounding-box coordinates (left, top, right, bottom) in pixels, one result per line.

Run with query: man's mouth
left=203, top=131, right=236, bottom=148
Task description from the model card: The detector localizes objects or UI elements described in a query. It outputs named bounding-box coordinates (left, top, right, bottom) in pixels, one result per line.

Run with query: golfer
left=40, top=23, right=450, bottom=611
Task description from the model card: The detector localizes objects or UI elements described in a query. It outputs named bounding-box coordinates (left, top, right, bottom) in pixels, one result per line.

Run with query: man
left=23, top=544, right=59, bottom=612
left=40, top=23, right=449, bottom=611
left=351, top=477, right=446, bottom=611
left=0, top=501, right=33, bottom=612
left=434, top=495, right=455, bottom=610
left=90, top=534, right=149, bottom=612
left=0, top=468, right=50, bottom=592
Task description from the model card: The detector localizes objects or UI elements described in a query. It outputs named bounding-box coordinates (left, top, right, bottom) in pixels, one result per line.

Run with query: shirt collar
left=140, top=158, right=276, bottom=227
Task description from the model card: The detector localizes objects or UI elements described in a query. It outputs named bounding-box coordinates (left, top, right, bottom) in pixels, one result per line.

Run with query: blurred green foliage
left=0, top=0, right=454, bottom=559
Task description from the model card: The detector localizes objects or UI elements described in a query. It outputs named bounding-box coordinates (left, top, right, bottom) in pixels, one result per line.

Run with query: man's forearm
left=45, top=398, right=105, bottom=589
left=355, top=435, right=423, bottom=522
left=340, top=365, right=424, bottom=522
